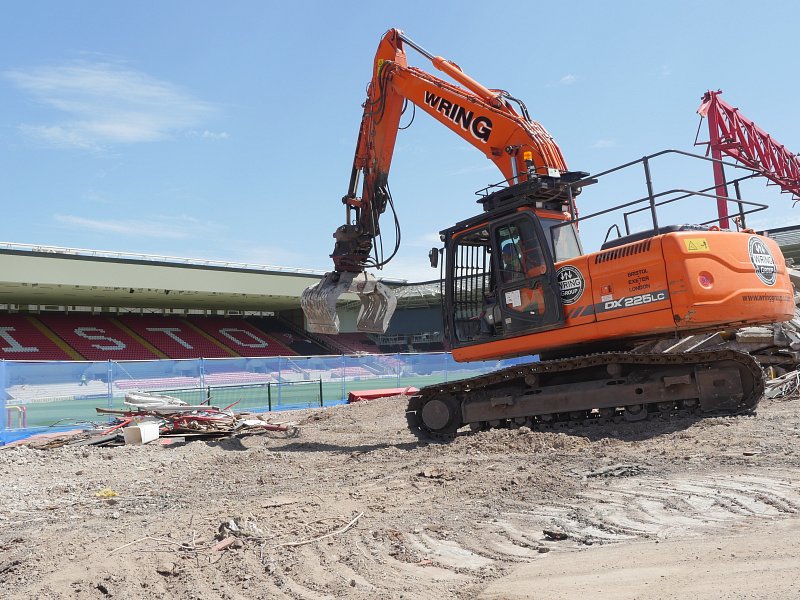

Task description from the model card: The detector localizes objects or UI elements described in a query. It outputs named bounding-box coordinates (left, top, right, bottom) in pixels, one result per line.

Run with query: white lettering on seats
left=219, top=328, right=268, bottom=348
left=74, top=327, right=126, bottom=351
left=146, top=327, right=193, bottom=349
left=0, top=327, right=38, bottom=353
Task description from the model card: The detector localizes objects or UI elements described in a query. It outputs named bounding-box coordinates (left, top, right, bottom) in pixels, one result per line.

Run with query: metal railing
left=563, top=149, right=769, bottom=238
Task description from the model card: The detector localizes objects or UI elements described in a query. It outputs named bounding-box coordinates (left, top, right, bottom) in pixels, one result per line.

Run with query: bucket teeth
left=300, top=272, right=351, bottom=334
left=354, top=277, right=397, bottom=333
left=301, top=271, right=397, bottom=334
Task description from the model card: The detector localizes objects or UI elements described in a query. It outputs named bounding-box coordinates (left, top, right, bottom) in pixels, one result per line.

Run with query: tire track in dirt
left=269, top=470, right=800, bottom=599
left=389, top=470, right=800, bottom=577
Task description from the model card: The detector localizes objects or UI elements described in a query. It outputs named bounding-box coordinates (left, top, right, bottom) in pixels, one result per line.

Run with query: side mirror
left=428, top=247, right=439, bottom=268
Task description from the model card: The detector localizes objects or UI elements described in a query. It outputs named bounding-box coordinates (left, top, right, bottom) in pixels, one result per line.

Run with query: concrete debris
left=584, top=464, right=644, bottom=478
left=417, top=467, right=456, bottom=481
left=766, top=369, right=800, bottom=400
left=735, top=327, right=775, bottom=344
left=124, top=392, right=189, bottom=411
left=155, top=561, right=178, bottom=576
left=218, top=517, right=265, bottom=539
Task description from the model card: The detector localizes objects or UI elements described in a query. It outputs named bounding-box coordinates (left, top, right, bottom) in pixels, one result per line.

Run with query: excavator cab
left=442, top=208, right=567, bottom=349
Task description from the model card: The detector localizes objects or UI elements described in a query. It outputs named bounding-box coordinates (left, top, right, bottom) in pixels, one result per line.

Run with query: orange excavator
left=301, top=29, right=795, bottom=439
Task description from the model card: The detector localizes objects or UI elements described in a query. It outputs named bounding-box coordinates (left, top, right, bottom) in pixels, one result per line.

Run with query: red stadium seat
left=118, top=315, right=235, bottom=359
left=0, top=315, right=75, bottom=360
left=317, top=333, right=379, bottom=354
left=38, top=314, right=158, bottom=361
left=189, top=317, right=297, bottom=357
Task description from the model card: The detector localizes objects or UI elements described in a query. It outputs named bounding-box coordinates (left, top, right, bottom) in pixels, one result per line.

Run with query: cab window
left=540, top=218, right=582, bottom=262
left=495, top=220, right=547, bottom=283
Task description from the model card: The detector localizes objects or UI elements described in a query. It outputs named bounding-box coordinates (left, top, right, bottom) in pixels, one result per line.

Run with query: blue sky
left=1, top=1, right=798, bottom=282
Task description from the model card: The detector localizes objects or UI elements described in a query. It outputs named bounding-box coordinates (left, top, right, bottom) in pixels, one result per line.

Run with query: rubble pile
left=26, top=392, right=298, bottom=449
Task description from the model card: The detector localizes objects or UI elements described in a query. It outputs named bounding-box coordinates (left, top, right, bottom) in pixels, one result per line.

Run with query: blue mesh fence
left=0, top=352, right=536, bottom=445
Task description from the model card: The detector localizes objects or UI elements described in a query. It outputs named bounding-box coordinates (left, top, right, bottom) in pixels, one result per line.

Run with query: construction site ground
left=2, top=393, right=800, bottom=599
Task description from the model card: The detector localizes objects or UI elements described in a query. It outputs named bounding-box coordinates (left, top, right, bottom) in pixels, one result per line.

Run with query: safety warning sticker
left=683, top=238, right=710, bottom=252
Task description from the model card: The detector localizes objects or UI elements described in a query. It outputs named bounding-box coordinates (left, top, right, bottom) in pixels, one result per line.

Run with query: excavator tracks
left=406, top=350, right=764, bottom=441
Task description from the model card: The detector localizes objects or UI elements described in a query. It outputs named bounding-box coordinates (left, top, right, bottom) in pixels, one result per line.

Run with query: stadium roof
left=0, top=242, right=425, bottom=313
left=764, top=225, right=800, bottom=266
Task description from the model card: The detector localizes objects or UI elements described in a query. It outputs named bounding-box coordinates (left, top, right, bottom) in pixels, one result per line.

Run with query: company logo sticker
left=556, top=265, right=585, bottom=305
left=423, top=91, right=493, bottom=143
left=748, top=236, right=777, bottom=286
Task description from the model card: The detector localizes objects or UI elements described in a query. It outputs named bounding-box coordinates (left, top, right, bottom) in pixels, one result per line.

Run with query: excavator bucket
left=300, top=271, right=397, bottom=335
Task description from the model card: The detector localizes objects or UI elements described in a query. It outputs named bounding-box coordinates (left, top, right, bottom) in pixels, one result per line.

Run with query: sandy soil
left=1, top=393, right=799, bottom=599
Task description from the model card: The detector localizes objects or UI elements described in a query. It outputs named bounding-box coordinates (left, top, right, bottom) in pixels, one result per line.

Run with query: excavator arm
left=302, top=28, right=569, bottom=334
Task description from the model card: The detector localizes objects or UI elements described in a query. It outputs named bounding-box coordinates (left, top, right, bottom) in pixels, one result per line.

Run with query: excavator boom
left=302, top=29, right=569, bottom=334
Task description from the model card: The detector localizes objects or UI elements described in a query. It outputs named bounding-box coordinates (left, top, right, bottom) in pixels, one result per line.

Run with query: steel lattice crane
left=697, top=90, right=800, bottom=228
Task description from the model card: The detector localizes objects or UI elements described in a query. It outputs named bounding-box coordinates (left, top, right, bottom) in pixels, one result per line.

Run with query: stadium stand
left=250, top=316, right=328, bottom=355
left=375, top=332, right=445, bottom=353
left=418, top=341, right=445, bottom=352
left=189, top=317, right=296, bottom=357
left=377, top=340, right=409, bottom=354
left=38, top=314, right=159, bottom=361
left=203, top=371, right=275, bottom=385
left=0, top=311, right=434, bottom=362
left=113, top=370, right=276, bottom=392
left=114, top=376, right=199, bottom=390
left=360, top=354, right=405, bottom=374
left=328, top=366, right=376, bottom=379
left=118, top=315, right=235, bottom=359
left=0, top=315, right=76, bottom=361
left=317, top=333, right=380, bottom=355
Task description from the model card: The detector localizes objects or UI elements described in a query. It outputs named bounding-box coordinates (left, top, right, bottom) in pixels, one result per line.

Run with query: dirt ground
left=1, top=392, right=800, bottom=599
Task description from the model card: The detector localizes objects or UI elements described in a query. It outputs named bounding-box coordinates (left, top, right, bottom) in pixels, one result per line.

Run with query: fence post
left=107, top=361, right=113, bottom=410
left=395, top=352, right=401, bottom=387
left=318, top=378, right=323, bottom=407
left=199, top=357, right=206, bottom=390
left=340, top=355, right=346, bottom=402
left=0, top=360, right=7, bottom=441
left=277, top=356, right=283, bottom=408
left=267, top=382, right=272, bottom=412
left=444, top=352, right=449, bottom=383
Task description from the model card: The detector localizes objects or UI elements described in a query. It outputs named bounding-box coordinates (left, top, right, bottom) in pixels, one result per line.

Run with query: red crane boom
left=697, top=90, right=800, bottom=228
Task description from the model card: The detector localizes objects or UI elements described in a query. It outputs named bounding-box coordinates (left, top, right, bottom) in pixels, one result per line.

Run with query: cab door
left=444, top=211, right=564, bottom=348
left=491, top=213, right=564, bottom=335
